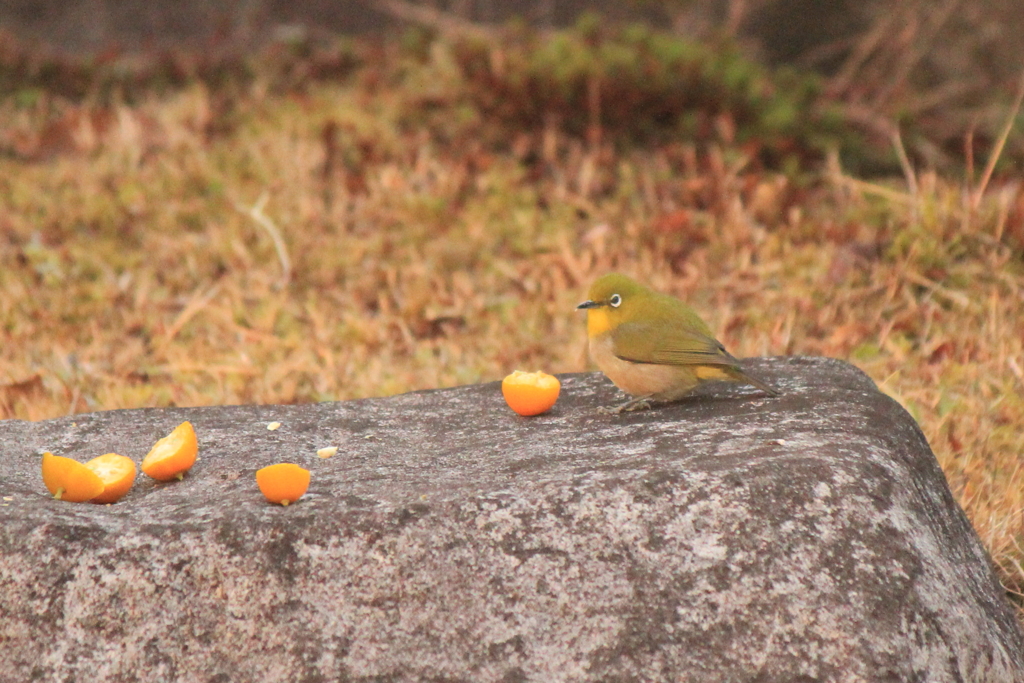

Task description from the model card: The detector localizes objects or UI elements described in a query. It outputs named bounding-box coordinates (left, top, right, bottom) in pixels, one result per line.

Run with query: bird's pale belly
left=588, top=334, right=706, bottom=400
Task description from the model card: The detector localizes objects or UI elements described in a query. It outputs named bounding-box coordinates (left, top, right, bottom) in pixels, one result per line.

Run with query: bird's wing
left=611, top=319, right=737, bottom=367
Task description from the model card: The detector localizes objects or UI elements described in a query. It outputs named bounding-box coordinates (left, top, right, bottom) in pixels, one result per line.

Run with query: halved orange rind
left=41, top=452, right=105, bottom=502
left=502, top=370, right=561, bottom=416
left=256, top=463, right=310, bottom=506
left=86, top=453, right=137, bottom=504
left=142, top=421, right=198, bottom=482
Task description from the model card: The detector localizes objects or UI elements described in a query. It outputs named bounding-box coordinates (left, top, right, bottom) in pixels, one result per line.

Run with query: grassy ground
left=1, top=32, right=1022, bottom=615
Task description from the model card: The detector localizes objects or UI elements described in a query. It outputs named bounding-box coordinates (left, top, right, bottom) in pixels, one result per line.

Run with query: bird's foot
left=599, top=396, right=654, bottom=414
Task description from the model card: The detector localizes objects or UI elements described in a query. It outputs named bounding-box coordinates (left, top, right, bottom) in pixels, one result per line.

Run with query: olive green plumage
left=577, top=273, right=777, bottom=411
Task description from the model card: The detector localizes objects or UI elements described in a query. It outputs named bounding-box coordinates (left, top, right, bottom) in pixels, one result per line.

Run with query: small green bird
left=577, top=273, right=778, bottom=412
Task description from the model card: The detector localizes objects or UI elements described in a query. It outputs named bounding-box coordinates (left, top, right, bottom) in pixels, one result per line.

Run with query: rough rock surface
left=1, top=357, right=1021, bottom=682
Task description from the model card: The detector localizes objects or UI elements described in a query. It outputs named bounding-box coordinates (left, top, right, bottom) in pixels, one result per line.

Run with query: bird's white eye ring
left=609, top=294, right=622, bottom=307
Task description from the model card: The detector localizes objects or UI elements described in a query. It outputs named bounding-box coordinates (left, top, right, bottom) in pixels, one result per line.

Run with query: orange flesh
left=502, top=370, right=561, bottom=416
left=256, top=463, right=310, bottom=505
left=41, top=452, right=105, bottom=503
left=86, top=453, right=138, bottom=504
left=142, top=421, right=198, bottom=482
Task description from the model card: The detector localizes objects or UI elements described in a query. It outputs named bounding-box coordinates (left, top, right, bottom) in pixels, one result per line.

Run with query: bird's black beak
left=576, top=300, right=602, bottom=310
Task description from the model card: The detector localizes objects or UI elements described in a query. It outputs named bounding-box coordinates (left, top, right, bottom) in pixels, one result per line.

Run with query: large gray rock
left=0, top=357, right=1021, bottom=682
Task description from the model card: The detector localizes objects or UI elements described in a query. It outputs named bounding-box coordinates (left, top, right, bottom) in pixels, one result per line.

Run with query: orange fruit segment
left=85, top=453, right=138, bottom=504
left=41, top=452, right=105, bottom=502
left=502, top=370, right=561, bottom=416
left=142, top=421, right=198, bottom=482
left=256, top=463, right=310, bottom=506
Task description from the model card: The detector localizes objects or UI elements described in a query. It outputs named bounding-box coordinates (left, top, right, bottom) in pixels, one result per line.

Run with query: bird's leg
left=599, top=394, right=655, bottom=414
left=618, top=397, right=652, bottom=413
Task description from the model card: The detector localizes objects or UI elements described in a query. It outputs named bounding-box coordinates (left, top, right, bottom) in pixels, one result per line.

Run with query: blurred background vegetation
left=4, top=0, right=1024, bottom=170
left=1, top=0, right=1023, bottom=614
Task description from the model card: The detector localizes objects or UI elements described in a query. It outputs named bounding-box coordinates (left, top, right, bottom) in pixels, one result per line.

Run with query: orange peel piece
left=86, top=453, right=138, bottom=504
left=256, top=463, right=310, bottom=506
left=142, top=421, right=198, bottom=482
left=502, top=370, right=561, bottom=416
left=41, top=452, right=105, bottom=502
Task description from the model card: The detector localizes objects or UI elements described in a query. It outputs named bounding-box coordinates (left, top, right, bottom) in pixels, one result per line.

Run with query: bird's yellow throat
left=586, top=308, right=613, bottom=338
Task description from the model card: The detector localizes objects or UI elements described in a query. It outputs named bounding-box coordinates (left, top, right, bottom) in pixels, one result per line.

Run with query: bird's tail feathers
left=726, top=367, right=779, bottom=397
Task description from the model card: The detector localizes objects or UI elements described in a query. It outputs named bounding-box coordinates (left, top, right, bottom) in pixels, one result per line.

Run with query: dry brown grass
left=1, top=40, right=1022, bottom=616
